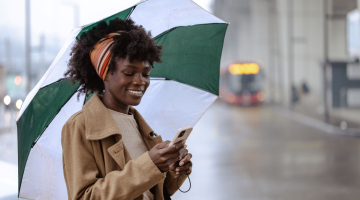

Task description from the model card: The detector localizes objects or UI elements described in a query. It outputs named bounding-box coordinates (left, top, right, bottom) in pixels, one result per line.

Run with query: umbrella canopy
left=16, top=0, right=228, bottom=199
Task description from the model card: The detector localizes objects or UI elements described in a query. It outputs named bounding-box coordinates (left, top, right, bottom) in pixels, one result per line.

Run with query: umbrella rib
left=126, top=6, right=137, bottom=20
left=151, top=78, right=219, bottom=96
left=175, top=80, right=218, bottom=95
left=154, top=27, right=177, bottom=40
left=39, top=78, right=68, bottom=89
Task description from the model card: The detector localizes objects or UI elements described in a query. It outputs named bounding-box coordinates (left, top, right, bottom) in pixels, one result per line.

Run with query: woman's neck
left=102, top=92, right=130, bottom=114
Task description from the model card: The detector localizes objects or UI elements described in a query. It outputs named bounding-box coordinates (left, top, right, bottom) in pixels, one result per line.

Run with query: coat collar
left=82, top=94, right=155, bottom=141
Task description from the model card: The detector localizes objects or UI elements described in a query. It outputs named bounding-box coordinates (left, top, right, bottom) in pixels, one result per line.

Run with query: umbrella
left=16, top=0, right=228, bottom=199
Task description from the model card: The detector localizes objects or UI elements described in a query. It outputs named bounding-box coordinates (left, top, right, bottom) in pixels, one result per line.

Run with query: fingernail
left=182, top=141, right=185, bottom=145
left=180, top=162, right=184, bottom=166
left=184, top=144, right=187, bottom=148
left=176, top=168, right=179, bottom=171
left=176, top=172, right=179, bottom=175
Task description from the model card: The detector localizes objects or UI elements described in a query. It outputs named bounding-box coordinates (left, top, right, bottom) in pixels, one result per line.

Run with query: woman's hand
left=148, top=140, right=185, bottom=172
left=169, top=145, right=193, bottom=175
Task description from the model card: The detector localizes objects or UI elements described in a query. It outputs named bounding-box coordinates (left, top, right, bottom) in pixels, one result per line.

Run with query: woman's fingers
left=168, top=149, right=186, bottom=164
left=156, top=141, right=171, bottom=149
left=179, top=146, right=188, bottom=160
left=161, top=140, right=184, bottom=154
left=175, top=161, right=192, bottom=175
left=166, top=154, right=182, bottom=166
left=169, top=162, right=177, bottom=171
left=151, top=140, right=192, bottom=172
left=175, top=153, right=193, bottom=174
left=179, top=153, right=192, bottom=166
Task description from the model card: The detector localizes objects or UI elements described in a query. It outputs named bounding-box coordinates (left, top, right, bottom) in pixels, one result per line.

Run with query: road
left=172, top=101, right=360, bottom=200
left=2, top=102, right=360, bottom=199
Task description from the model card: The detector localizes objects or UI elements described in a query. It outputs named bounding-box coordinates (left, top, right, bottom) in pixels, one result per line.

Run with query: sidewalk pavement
left=0, top=127, right=18, bottom=199
left=289, top=99, right=360, bottom=137
left=294, top=103, right=360, bottom=129
left=0, top=160, right=18, bottom=199
left=331, top=108, right=360, bottom=125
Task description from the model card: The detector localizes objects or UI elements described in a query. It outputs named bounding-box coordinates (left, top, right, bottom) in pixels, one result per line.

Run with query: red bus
left=220, top=62, right=265, bottom=105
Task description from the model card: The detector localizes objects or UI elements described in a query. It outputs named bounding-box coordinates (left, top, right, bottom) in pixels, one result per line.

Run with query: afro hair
left=65, top=18, right=163, bottom=95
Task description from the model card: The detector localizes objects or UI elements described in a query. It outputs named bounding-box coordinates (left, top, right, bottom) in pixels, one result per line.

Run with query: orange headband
left=90, top=31, right=125, bottom=80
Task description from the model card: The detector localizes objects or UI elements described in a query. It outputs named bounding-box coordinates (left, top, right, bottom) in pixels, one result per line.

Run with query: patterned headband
left=90, top=31, right=125, bottom=81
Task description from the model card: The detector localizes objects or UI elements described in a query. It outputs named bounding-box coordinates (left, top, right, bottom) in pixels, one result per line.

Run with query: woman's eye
left=143, top=74, right=150, bottom=77
left=124, top=73, right=133, bottom=76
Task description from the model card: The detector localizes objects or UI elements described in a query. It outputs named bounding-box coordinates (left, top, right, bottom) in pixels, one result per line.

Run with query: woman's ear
left=103, top=73, right=110, bottom=83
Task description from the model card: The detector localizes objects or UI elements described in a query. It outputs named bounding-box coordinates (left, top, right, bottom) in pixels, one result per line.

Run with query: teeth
left=128, top=90, right=143, bottom=95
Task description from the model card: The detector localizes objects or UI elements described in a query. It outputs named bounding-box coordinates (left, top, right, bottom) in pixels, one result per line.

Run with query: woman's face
left=104, top=56, right=151, bottom=107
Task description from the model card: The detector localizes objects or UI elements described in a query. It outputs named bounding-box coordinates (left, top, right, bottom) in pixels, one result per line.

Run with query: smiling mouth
left=127, top=89, right=144, bottom=97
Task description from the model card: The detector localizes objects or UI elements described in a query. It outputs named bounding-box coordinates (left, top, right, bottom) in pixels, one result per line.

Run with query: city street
left=2, top=102, right=360, bottom=199
left=172, top=101, right=360, bottom=200
left=2, top=0, right=360, bottom=199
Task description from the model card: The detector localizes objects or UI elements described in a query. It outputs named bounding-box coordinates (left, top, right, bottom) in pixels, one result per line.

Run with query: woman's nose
left=133, top=74, right=145, bottom=85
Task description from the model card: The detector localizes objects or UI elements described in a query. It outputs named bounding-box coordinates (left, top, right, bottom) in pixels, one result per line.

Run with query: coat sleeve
left=61, top=116, right=166, bottom=200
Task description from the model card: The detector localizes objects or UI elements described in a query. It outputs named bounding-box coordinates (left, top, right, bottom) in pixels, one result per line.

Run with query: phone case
left=169, top=126, right=193, bottom=146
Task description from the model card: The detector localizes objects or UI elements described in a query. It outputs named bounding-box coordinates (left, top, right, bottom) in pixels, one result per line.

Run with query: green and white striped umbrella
left=16, top=0, right=228, bottom=199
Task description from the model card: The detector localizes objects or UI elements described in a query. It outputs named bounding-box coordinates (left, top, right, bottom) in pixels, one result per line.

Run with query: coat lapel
left=82, top=95, right=163, bottom=170
left=130, top=107, right=164, bottom=150
left=82, top=95, right=119, bottom=141
left=83, top=95, right=127, bottom=169
left=106, top=137, right=126, bottom=169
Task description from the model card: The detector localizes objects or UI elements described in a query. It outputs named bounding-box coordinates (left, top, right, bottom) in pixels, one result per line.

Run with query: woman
left=61, top=18, right=193, bottom=200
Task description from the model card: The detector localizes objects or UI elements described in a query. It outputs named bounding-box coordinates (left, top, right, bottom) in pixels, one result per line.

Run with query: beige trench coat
left=61, top=95, right=187, bottom=200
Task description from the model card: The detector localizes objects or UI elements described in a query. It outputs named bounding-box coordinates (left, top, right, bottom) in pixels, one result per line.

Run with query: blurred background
left=2, top=0, right=360, bottom=199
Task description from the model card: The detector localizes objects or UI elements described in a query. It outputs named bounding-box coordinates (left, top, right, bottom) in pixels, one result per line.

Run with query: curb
left=277, top=108, right=360, bottom=137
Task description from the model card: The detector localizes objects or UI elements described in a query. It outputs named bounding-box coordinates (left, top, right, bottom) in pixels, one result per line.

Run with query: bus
left=220, top=62, right=265, bottom=105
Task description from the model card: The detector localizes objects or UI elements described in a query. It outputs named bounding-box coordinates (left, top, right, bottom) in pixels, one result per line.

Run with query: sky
left=0, top=0, right=214, bottom=44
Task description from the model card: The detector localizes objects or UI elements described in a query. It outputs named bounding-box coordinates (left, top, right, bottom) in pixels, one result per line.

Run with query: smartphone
left=168, top=126, right=193, bottom=147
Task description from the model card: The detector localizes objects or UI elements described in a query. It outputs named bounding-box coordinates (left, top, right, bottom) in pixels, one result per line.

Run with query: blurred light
left=4, top=95, right=11, bottom=106
left=14, top=76, right=22, bottom=85
left=226, top=94, right=236, bottom=103
left=229, top=63, right=260, bottom=75
left=257, top=91, right=265, bottom=102
left=16, top=99, right=23, bottom=110
left=340, top=121, right=347, bottom=130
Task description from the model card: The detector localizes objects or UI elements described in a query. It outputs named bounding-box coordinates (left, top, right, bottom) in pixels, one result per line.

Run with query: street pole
left=267, top=0, right=275, bottom=104
left=358, top=0, right=360, bottom=28
left=274, top=0, right=284, bottom=106
left=5, top=39, right=11, bottom=69
left=38, top=34, right=45, bottom=80
left=323, top=0, right=330, bottom=123
left=63, top=2, right=80, bottom=28
left=25, top=0, right=31, bottom=94
left=288, top=0, right=294, bottom=109
left=74, top=4, right=80, bottom=28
